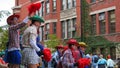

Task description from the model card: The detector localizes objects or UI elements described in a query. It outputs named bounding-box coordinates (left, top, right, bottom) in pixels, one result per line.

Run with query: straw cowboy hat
left=78, top=42, right=88, bottom=47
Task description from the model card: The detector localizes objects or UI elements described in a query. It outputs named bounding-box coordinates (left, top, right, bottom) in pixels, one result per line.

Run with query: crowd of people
left=0, top=13, right=119, bottom=68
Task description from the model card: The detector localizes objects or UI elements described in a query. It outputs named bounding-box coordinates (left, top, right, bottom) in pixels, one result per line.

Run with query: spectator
left=97, top=54, right=107, bottom=68
left=107, top=55, right=115, bottom=68
left=0, top=52, right=8, bottom=68
left=92, top=53, right=99, bottom=68
left=52, top=45, right=64, bottom=68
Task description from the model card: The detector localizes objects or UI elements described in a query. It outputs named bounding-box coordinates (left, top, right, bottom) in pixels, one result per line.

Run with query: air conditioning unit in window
left=99, top=14, right=105, bottom=21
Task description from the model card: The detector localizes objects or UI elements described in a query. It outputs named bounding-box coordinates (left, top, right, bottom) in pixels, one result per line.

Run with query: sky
left=0, top=0, right=15, bottom=26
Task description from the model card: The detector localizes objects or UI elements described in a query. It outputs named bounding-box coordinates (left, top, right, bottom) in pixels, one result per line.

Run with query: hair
left=68, top=44, right=73, bottom=49
left=30, top=20, right=39, bottom=26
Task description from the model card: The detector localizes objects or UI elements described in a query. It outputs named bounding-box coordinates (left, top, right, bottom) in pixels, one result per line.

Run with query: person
left=78, top=42, right=91, bottom=68
left=36, top=35, right=44, bottom=68
left=5, top=14, right=29, bottom=68
left=97, top=54, right=107, bottom=68
left=78, top=42, right=88, bottom=58
left=106, top=55, right=115, bottom=68
left=117, top=58, right=120, bottom=68
left=22, top=15, right=44, bottom=68
left=0, top=52, right=8, bottom=68
left=86, top=53, right=92, bottom=68
left=92, top=53, right=99, bottom=68
left=52, top=45, right=64, bottom=68
left=36, top=35, right=44, bottom=56
left=62, top=39, right=79, bottom=68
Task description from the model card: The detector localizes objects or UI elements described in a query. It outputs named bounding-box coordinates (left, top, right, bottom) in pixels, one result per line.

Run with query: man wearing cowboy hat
left=5, top=14, right=29, bottom=68
left=78, top=42, right=88, bottom=58
left=21, top=15, right=44, bottom=68
left=62, top=39, right=79, bottom=68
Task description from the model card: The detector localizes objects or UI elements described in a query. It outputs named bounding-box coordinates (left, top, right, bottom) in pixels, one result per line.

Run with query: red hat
left=67, top=39, right=79, bottom=46
left=55, top=45, right=64, bottom=49
left=7, top=14, right=20, bottom=25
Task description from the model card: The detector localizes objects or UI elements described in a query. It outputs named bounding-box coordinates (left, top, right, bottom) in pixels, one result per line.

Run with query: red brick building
left=12, top=0, right=120, bottom=59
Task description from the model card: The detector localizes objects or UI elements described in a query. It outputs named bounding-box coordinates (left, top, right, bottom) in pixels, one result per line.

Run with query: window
left=72, top=0, right=76, bottom=7
left=108, top=10, right=116, bottom=33
left=67, top=0, right=72, bottom=9
left=91, top=15, right=96, bottom=35
left=46, top=0, right=50, bottom=13
left=39, top=2, right=44, bottom=16
left=67, top=20, right=71, bottom=38
left=61, top=21, right=65, bottom=39
left=72, top=18, right=76, bottom=37
left=61, top=0, right=66, bottom=10
left=99, top=13, right=106, bottom=34
left=53, top=22, right=56, bottom=34
left=40, top=26, right=44, bottom=41
left=91, top=0, right=96, bottom=3
left=45, top=23, right=50, bottom=40
left=53, top=0, right=56, bottom=11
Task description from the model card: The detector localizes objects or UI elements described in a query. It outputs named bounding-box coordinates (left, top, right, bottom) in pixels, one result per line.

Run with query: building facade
left=13, top=0, right=120, bottom=59
left=87, top=0, right=120, bottom=59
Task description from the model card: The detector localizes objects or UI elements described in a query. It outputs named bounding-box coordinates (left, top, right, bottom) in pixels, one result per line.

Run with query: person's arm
left=10, top=16, right=29, bottom=30
left=97, top=59, right=100, bottom=64
left=29, top=32, right=40, bottom=52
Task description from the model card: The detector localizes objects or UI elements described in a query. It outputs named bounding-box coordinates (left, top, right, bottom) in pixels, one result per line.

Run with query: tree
left=0, top=10, right=11, bottom=21
left=45, top=34, right=61, bottom=52
left=81, top=0, right=91, bottom=42
left=0, top=28, right=8, bottom=51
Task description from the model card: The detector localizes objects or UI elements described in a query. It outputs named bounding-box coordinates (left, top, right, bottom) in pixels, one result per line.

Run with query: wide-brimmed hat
left=78, top=42, right=88, bottom=47
left=55, top=45, right=64, bottom=49
left=29, top=15, right=44, bottom=23
left=67, top=39, right=79, bottom=46
left=7, top=14, right=20, bottom=25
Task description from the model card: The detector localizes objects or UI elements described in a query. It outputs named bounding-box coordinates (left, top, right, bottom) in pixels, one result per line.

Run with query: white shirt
left=22, top=25, right=40, bottom=52
left=107, top=59, right=115, bottom=67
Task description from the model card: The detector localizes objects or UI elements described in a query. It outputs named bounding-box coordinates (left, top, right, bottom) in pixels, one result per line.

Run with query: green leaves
left=0, top=28, right=8, bottom=51
left=45, top=34, right=61, bottom=52
left=0, top=10, right=11, bottom=21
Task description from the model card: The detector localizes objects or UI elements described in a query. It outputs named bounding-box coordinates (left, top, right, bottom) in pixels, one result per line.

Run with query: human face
left=58, top=48, right=63, bottom=53
left=34, top=21, right=41, bottom=27
left=12, top=17, right=19, bottom=25
left=80, top=46, right=86, bottom=52
left=72, top=44, right=77, bottom=50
